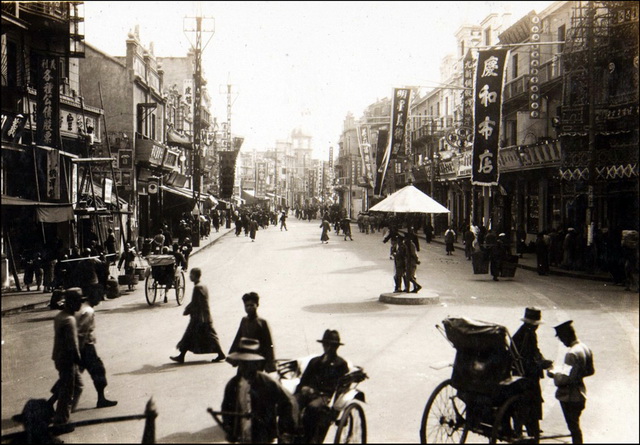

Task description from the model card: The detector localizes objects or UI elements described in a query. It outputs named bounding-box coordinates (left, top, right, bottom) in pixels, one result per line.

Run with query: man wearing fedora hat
left=221, top=338, right=299, bottom=444
left=295, top=330, right=350, bottom=443
left=512, top=307, right=553, bottom=439
left=547, top=321, right=594, bottom=444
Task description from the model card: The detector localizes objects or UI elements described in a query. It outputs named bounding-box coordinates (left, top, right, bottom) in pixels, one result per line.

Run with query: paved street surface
left=2, top=218, right=638, bottom=443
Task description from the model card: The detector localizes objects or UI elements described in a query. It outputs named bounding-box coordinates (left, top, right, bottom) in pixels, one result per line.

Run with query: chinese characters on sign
left=46, top=149, right=60, bottom=199
left=472, top=49, right=508, bottom=186
left=356, top=125, right=374, bottom=188
left=36, top=56, right=60, bottom=148
left=390, top=88, right=411, bottom=157
left=377, top=88, right=411, bottom=195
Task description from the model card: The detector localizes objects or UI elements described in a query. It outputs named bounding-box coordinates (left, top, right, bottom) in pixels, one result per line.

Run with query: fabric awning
left=161, top=185, right=195, bottom=200
left=2, top=195, right=75, bottom=222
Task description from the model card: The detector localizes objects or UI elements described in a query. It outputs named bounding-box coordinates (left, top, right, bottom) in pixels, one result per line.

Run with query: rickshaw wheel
left=145, top=276, right=157, bottom=305
left=420, top=379, right=468, bottom=444
left=489, top=394, right=536, bottom=444
left=175, top=270, right=186, bottom=305
left=334, top=402, right=366, bottom=444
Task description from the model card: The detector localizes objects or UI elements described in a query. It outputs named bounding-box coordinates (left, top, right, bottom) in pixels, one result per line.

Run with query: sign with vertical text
left=46, top=148, right=60, bottom=199
left=471, top=49, right=508, bottom=186
left=36, top=56, right=60, bottom=147
left=356, top=125, right=374, bottom=188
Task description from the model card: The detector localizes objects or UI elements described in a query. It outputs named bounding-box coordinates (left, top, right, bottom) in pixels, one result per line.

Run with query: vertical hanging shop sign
left=356, top=125, right=374, bottom=188
left=36, top=56, right=60, bottom=148
left=378, top=88, right=411, bottom=195
left=462, top=50, right=475, bottom=128
left=471, top=49, right=508, bottom=186
left=46, top=148, right=60, bottom=199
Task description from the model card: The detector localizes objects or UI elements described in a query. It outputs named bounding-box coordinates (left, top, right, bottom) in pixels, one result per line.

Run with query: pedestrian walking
left=403, top=235, right=422, bottom=293
left=104, top=228, right=117, bottom=266
left=536, top=232, right=550, bottom=275
left=547, top=320, right=595, bottom=444
left=170, top=268, right=226, bottom=364
left=464, top=225, right=476, bottom=260
left=50, top=288, right=84, bottom=429
left=512, top=307, right=553, bottom=439
left=221, top=337, right=299, bottom=444
left=320, top=218, right=331, bottom=244
left=342, top=217, right=353, bottom=241
left=51, top=294, right=118, bottom=409
left=249, top=217, right=259, bottom=242
left=422, top=221, right=433, bottom=244
left=117, top=242, right=137, bottom=291
left=488, top=232, right=506, bottom=281
left=229, top=292, right=276, bottom=373
left=406, top=226, right=420, bottom=252
left=75, top=249, right=106, bottom=305
left=392, top=233, right=407, bottom=292
left=516, top=225, right=527, bottom=258
left=23, top=250, right=43, bottom=291
left=444, top=226, right=456, bottom=255
left=279, top=211, right=288, bottom=231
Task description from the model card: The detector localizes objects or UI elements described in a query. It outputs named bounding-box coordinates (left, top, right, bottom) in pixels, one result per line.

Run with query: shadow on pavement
left=97, top=302, right=179, bottom=315
left=159, top=425, right=226, bottom=443
left=330, top=265, right=380, bottom=274
left=302, top=300, right=388, bottom=314
left=113, top=360, right=217, bottom=377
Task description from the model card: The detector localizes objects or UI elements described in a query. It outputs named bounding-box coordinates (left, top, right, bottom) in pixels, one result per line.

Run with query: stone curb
left=379, top=291, right=440, bottom=305
left=1, top=230, right=234, bottom=317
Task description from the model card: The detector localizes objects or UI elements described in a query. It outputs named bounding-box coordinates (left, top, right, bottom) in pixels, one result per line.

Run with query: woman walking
left=170, top=268, right=226, bottom=363
left=320, top=218, right=331, bottom=244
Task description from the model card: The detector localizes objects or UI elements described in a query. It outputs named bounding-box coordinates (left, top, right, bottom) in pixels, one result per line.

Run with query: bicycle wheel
left=175, top=270, right=186, bottom=305
left=334, top=402, right=366, bottom=444
left=420, top=379, right=468, bottom=444
left=490, top=394, right=536, bottom=444
left=145, top=276, right=157, bottom=305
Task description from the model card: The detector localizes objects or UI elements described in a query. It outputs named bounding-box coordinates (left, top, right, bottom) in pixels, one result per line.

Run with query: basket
left=472, top=251, right=490, bottom=274
left=118, top=275, right=131, bottom=285
left=501, top=255, right=519, bottom=278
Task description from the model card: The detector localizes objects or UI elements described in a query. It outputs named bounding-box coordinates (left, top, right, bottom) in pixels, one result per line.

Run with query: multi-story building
left=1, top=2, right=122, bottom=288
left=79, top=28, right=217, bottom=243
left=558, top=1, right=638, bottom=237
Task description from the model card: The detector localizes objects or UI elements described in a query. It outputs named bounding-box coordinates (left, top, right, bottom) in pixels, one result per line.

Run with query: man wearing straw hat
left=512, top=307, right=553, bottom=439
left=221, top=338, right=298, bottom=444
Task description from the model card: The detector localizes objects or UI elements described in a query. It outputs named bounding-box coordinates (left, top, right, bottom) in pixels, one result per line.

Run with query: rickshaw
left=144, top=254, right=185, bottom=306
left=420, top=317, right=539, bottom=444
left=207, top=356, right=368, bottom=443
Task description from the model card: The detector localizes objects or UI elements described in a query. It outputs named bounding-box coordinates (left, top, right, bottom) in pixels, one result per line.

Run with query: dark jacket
left=297, top=354, right=349, bottom=396
left=222, top=371, right=299, bottom=443
left=229, top=317, right=276, bottom=372
left=177, top=284, right=224, bottom=354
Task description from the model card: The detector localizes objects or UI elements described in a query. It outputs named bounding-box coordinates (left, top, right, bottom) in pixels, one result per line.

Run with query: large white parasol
left=368, top=184, right=450, bottom=214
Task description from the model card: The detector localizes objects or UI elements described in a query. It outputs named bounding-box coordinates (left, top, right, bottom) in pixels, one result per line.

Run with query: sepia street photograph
left=1, top=1, right=638, bottom=443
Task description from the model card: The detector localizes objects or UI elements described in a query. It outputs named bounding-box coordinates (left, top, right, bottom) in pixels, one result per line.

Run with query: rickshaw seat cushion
left=450, top=347, right=512, bottom=395
left=152, top=264, right=175, bottom=285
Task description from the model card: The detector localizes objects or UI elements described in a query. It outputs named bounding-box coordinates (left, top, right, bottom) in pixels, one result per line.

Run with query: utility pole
left=184, top=13, right=214, bottom=247
left=274, top=145, right=278, bottom=211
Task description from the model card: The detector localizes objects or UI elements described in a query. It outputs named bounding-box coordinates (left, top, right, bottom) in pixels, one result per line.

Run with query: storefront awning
left=1, top=195, right=75, bottom=222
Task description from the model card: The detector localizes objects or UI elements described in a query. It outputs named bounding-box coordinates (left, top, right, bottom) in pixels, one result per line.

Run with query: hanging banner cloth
left=471, top=49, right=509, bottom=186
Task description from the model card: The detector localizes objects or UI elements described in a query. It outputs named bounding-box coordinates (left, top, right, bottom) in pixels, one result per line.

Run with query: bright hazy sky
left=84, top=1, right=555, bottom=159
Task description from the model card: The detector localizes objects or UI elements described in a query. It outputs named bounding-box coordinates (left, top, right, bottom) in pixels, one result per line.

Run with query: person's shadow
left=113, top=360, right=214, bottom=376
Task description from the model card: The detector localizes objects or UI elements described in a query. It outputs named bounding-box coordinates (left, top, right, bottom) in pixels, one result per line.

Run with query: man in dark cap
left=512, top=307, right=553, bottom=439
left=50, top=288, right=84, bottom=429
left=547, top=321, right=594, bottom=444
left=229, top=292, right=276, bottom=372
left=221, top=338, right=299, bottom=444
left=295, top=330, right=350, bottom=443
